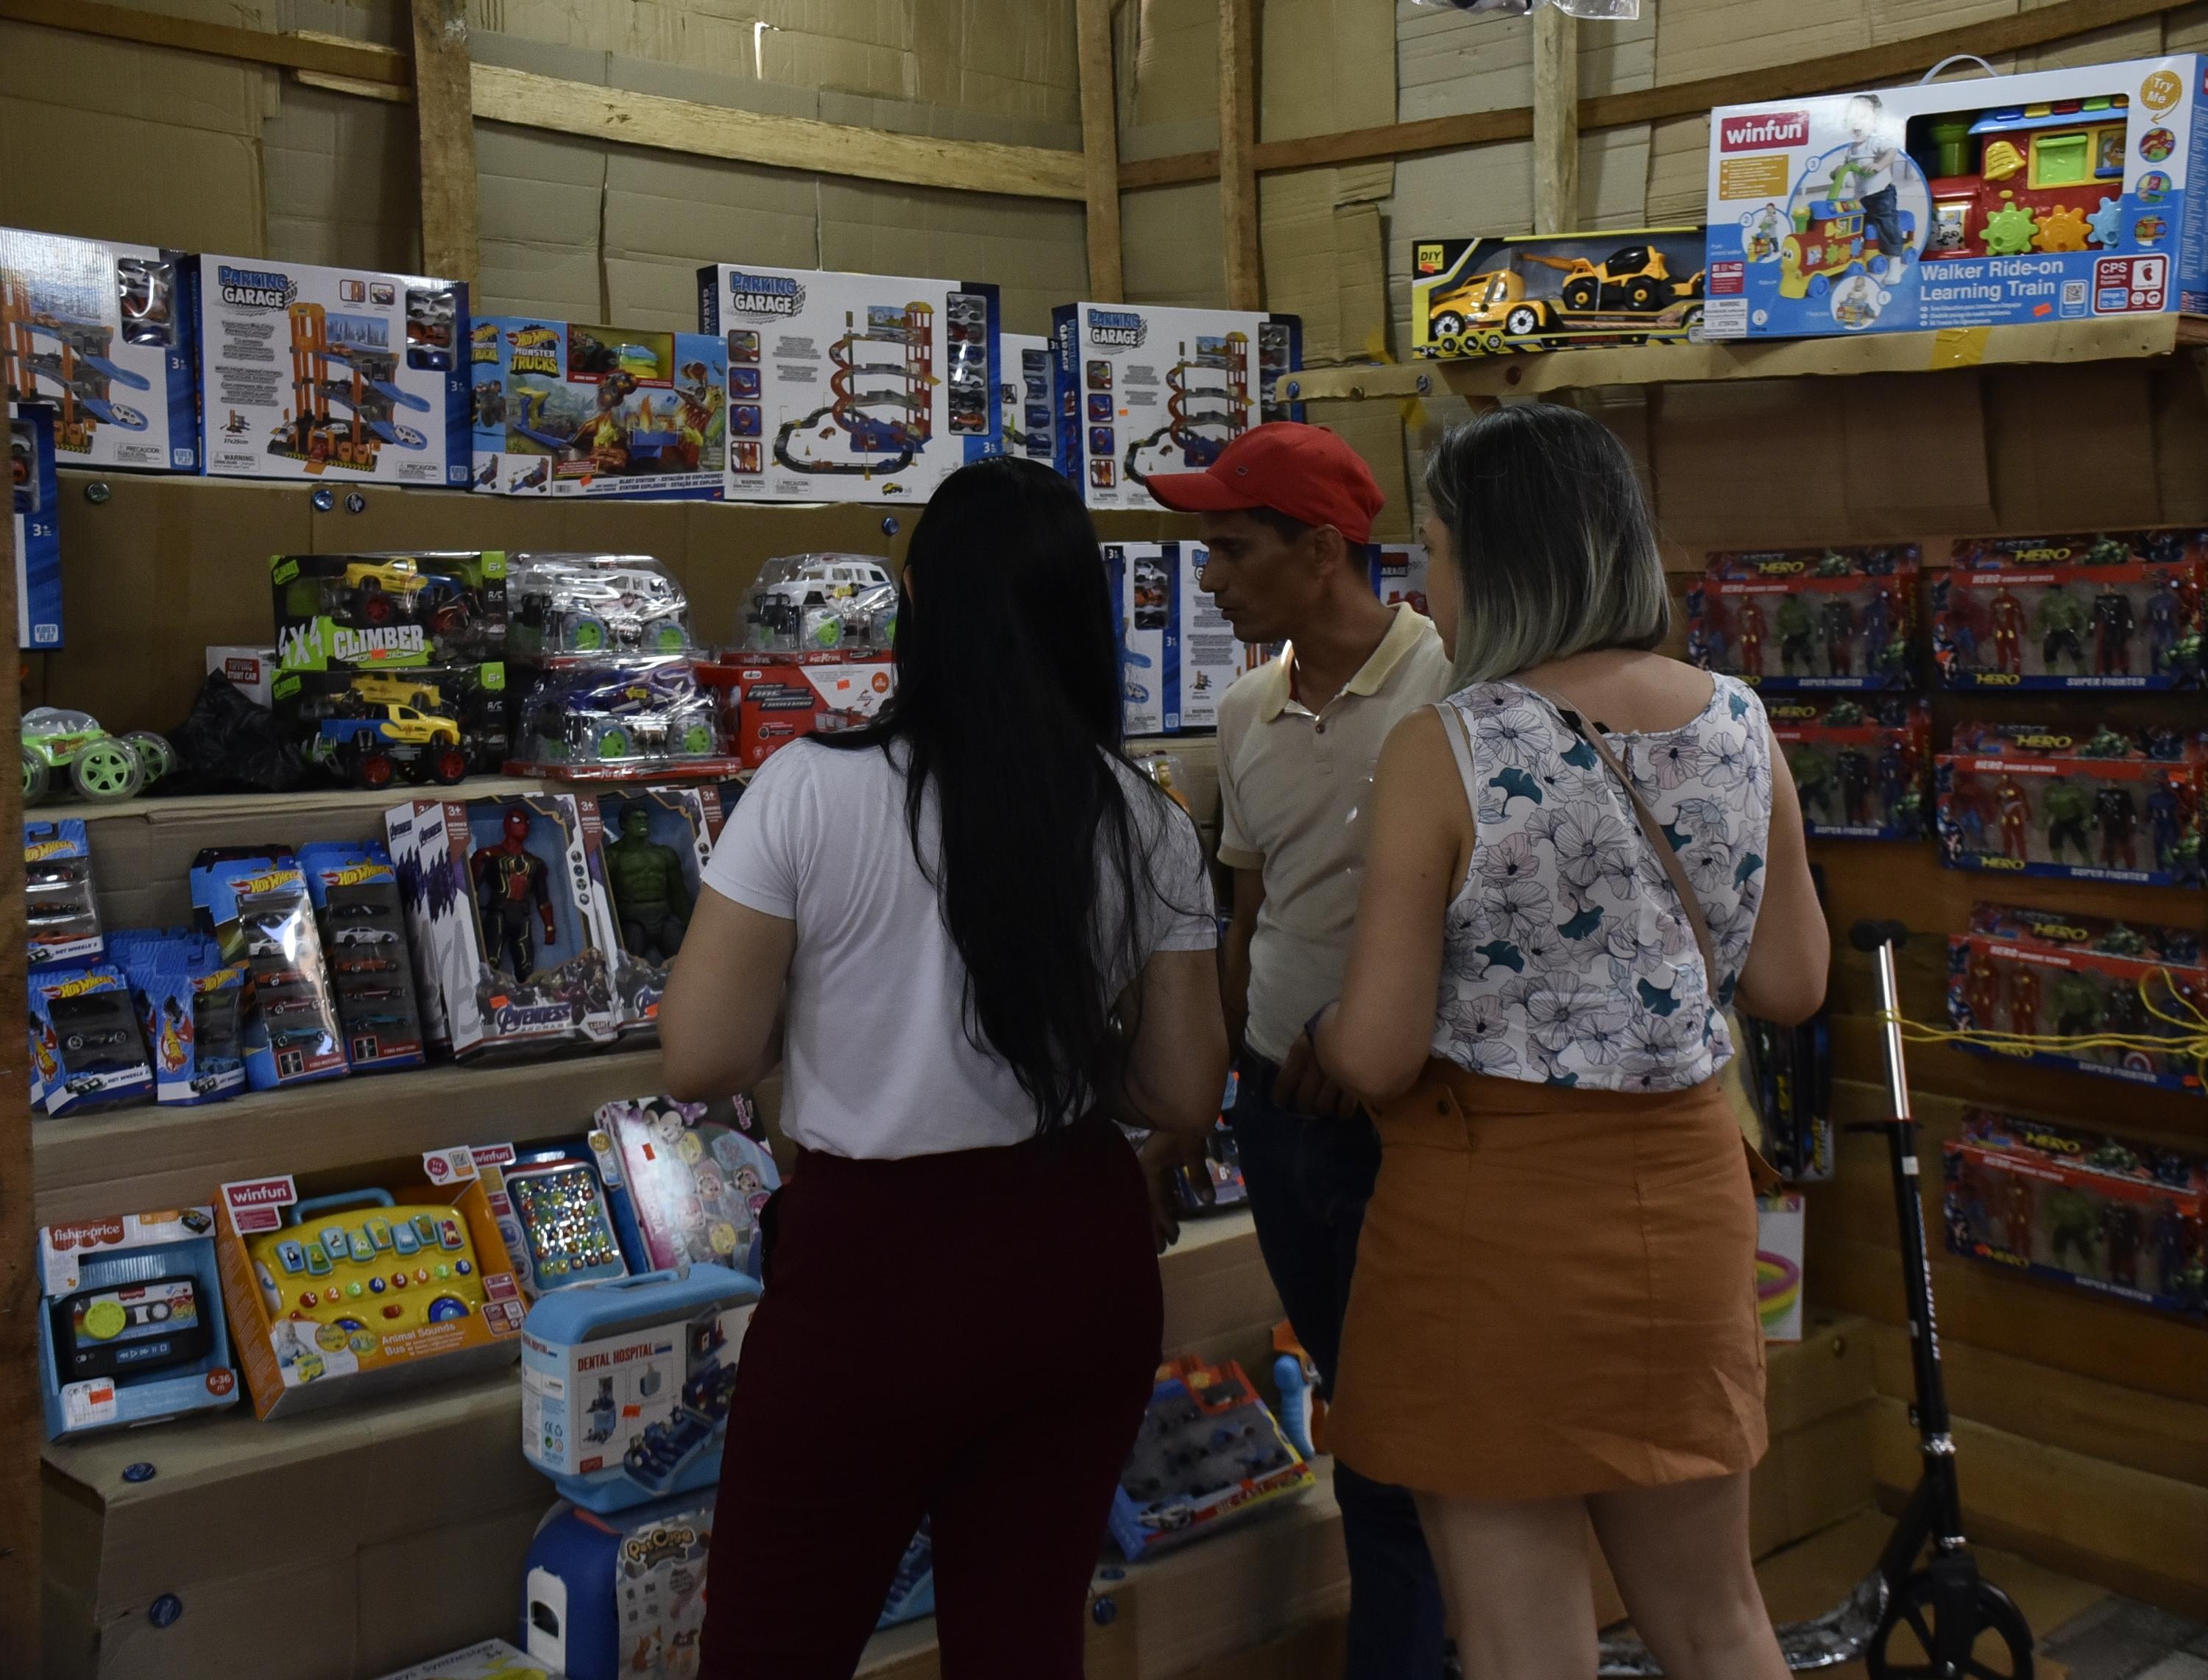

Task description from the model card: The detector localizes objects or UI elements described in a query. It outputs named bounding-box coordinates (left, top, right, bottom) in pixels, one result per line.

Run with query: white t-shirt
left=703, top=739, right=1218, bottom=1159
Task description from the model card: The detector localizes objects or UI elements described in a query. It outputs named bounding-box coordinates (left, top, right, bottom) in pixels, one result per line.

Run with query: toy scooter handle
left=1849, top=918, right=1910, bottom=954
left=287, top=1188, right=397, bottom=1224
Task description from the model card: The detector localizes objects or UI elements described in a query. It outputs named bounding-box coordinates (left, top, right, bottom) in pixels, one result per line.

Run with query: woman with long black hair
left=662, top=455, right=1229, bottom=1680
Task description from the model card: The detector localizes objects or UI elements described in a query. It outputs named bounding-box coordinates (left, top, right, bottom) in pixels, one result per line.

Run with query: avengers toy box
left=39, top=1206, right=236, bottom=1439
left=1410, top=227, right=1708, bottom=358
left=520, top=1263, right=760, bottom=1513
left=1109, top=1355, right=1314, bottom=1559
left=273, top=550, right=509, bottom=671
left=188, top=254, right=469, bottom=485
left=1001, top=330, right=1058, bottom=462
left=1942, top=1109, right=2205, bottom=1317
left=1947, top=902, right=2204, bottom=1095
left=1767, top=697, right=1930, bottom=840
left=696, top=263, right=1002, bottom=503
left=591, top=1095, right=781, bottom=1280
left=1052, top=302, right=1302, bottom=511
left=12, top=402, right=62, bottom=648
left=1686, top=546, right=1919, bottom=690
left=1935, top=721, right=2204, bottom=887
left=471, top=316, right=726, bottom=500
left=1107, top=541, right=1235, bottom=735
left=215, top=1168, right=524, bottom=1419
left=1, top=227, right=199, bottom=472
left=1934, top=527, right=2204, bottom=690
left=1702, top=56, right=2208, bottom=341
left=373, top=1639, right=552, bottom=1680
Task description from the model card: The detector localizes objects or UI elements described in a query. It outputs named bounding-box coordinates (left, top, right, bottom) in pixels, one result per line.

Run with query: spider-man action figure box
left=1685, top=545, right=1919, bottom=690
left=1936, top=721, right=2205, bottom=887
left=1933, top=527, right=2204, bottom=690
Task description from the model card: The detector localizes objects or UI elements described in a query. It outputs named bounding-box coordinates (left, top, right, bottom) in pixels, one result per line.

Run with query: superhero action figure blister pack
left=592, top=792, right=712, bottom=1034
left=1686, top=546, right=1919, bottom=690
left=1767, top=698, right=1929, bottom=839
left=1936, top=721, right=2204, bottom=887
left=1947, top=902, right=2204, bottom=1094
left=1933, top=528, right=2204, bottom=690
left=1942, top=1110, right=2204, bottom=1317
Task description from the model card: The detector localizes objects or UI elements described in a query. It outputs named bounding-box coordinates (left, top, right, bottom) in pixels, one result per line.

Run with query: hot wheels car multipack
left=1052, top=303, right=1301, bottom=511
left=1704, top=56, right=2207, bottom=341
left=1936, top=721, right=2204, bottom=887
left=1767, top=697, right=1930, bottom=840
left=191, top=854, right=350, bottom=1091
left=1947, top=901, right=2204, bottom=1094
left=1942, top=1109, right=2205, bottom=1316
left=12, top=401, right=62, bottom=648
left=30, top=962, right=155, bottom=1116
left=188, top=254, right=469, bottom=485
left=1000, top=331, right=1057, bottom=461
left=1108, top=1355, right=1314, bottom=1559
left=106, top=928, right=248, bottom=1105
left=1686, top=546, right=1919, bottom=690
left=471, top=316, right=726, bottom=500
left=1933, top=527, right=2204, bottom=690
left=696, top=263, right=1002, bottom=502
left=296, top=840, right=426, bottom=1072
left=1, top=227, right=199, bottom=472
left=1409, top=228, right=1708, bottom=357
left=1107, top=540, right=1236, bottom=734
left=26, top=819, right=102, bottom=969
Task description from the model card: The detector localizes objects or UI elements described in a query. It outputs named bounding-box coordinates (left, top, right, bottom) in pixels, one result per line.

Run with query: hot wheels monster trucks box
left=1052, top=302, right=1302, bottom=512
left=1934, top=527, right=2205, bottom=690
left=1702, top=56, right=2208, bottom=342
left=470, top=315, right=727, bottom=500
left=12, top=401, right=62, bottom=648
left=696, top=263, right=1002, bottom=503
left=1001, top=331, right=1058, bottom=463
left=1, top=227, right=199, bottom=472
left=1409, top=228, right=1708, bottom=358
left=187, top=253, right=469, bottom=485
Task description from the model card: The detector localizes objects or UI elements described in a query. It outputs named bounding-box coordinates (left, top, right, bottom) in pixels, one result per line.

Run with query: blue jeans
left=1231, top=1052, right=1449, bottom=1679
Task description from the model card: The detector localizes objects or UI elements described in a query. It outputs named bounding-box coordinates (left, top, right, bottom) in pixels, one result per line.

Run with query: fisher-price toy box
left=1, top=227, right=199, bottom=473
left=12, top=402, right=62, bottom=648
left=188, top=254, right=470, bottom=486
left=1107, top=541, right=1236, bottom=735
left=470, top=315, right=726, bottom=500
left=1702, top=56, right=2208, bottom=341
left=1052, top=302, right=1302, bottom=512
left=696, top=263, right=1002, bottom=503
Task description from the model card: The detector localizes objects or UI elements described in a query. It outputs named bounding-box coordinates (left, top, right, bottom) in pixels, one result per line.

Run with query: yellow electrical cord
left=1876, top=967, right=2208, bottom=1078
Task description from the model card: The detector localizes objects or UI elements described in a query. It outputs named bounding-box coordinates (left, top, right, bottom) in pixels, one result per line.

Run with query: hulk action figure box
left=589, top=790, right=714, bottom=1036
left=1686, top=546, right=1919, bottom=691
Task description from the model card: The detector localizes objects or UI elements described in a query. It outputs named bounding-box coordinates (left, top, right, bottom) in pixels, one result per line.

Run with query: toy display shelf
left=60, top=773, right=551, bottom=825
left=1276, top=311, right=2208, bottom=404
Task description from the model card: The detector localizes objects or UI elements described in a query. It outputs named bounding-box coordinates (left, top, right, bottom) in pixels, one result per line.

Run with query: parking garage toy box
left=186, top=255, right=470, bottom=485
left=696, top=264, right=1002, bottom=503
left=1702, top=54, right=2207, bottom=342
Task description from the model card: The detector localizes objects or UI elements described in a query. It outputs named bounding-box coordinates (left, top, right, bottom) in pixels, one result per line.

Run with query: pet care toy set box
left=188, top=255, right=469, bottom=485
left=1686, top=546, right=1919, bottom=690
left=1109, top=1355, right=1314, bottom=1559
left=1108, top=540, right=1236, bottom=735
left=471, top=316, right=727, bottom=500
left=215, top=1166, right=524, bottom=1419
left=12, top=401, right=62, bottom=648
left=1933, top=527, right=2204, bottom=690
left=1947, top=902, right=2204, bottom=1094
left=1, top=227, right=199, bottom=472
left=1702, top=56, right=2208, bottom=341
left=1767, top=697, right=1931, bottom=840
left=1052, top=302, right=1301, bottom=511
left=1409, top=228, right=1708, bottom=358
left=1935, top=721, right=2204, bottom=887
left=696, top=263, right=1002, bottom=503
left=38, top=1206, right=236, bottom=1439
left=1942, top=1109, right=2205, bottom=1317
left=1001, top=330, right=1058, bottom=462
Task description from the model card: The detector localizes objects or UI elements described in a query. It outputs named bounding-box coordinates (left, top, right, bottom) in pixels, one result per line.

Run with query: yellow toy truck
left=1412, top=229, right=1708, bottom=358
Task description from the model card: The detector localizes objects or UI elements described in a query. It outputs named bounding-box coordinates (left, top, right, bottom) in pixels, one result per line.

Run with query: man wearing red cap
left=1147, top=422, right=1451, bottom=1679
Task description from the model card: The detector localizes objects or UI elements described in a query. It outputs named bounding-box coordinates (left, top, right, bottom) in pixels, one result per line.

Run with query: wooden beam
left=1075, top=0, right=1125, bottom=303
left=0, top=0, right=407, bottom=85
left=1532, top=5, right=1579, bottom=233
left=1219, top=0, right=1263, bottom=311
left=1120, top=0, right=2188, bottom=189
left=409, top=0, right=480, bottom=289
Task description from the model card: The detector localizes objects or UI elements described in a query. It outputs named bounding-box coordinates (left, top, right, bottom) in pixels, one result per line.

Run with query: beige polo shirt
left=1217, top=603, right=1454, bottom=1063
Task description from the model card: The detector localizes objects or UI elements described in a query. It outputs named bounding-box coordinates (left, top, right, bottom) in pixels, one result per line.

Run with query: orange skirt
left=1326, top=1058, right=1767, bottom=1501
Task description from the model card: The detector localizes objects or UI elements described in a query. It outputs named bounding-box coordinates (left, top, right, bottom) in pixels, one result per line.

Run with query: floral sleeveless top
left=1431, top=676, right=1773, bottom=1092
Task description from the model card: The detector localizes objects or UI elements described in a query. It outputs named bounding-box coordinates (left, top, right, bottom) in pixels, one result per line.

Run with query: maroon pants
left=698, top=1119, right=1162, bottom=1680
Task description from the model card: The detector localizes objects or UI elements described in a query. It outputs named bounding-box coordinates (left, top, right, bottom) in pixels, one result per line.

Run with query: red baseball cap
left=1146, top=422, right=1386, bottom=545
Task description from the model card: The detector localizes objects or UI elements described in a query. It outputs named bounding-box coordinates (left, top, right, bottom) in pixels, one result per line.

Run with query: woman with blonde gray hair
left=1305, top=403, right=1827, bottom=1679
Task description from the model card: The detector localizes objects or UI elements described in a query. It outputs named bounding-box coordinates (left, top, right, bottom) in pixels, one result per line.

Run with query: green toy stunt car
left=22, top=707, right=176, bottom=805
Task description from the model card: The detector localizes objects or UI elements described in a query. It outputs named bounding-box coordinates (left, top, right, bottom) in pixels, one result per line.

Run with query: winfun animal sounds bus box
left=1702, top=56, right=2207, bottom=341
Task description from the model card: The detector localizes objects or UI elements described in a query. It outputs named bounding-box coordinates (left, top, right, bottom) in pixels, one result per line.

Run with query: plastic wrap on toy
left=272, top=551, right=509, bottom=670
left=511, top=657, right=742, bottom=781
left=591, top=1095, right=779, bottom=1280
left=106, top=929, right=248, bottom=1105
left=274, top=663, right=504, bottom=789
left=1933, top=528, right=2204, bottom=690
left=509, top=553, right=695, bottom=659
left=22, top=706, right=176, bottom=807
left=190, top=857, right=349, bottom=1091
left=297, top=841, right=425, bottom=1071
left=1767, top=696, right=1930, bottom=839
left=1110, top=1356, right=1314, bottom=1558
left=740, top=553, right=898, bottom=653
left=1942, top=1109, right=2205, bottom=1316
left=31, top=963, right=155, bottom=1116
left=592, top=790, right=710, bottom=1031
left=1934, top=721, right=2204, bottom=887
left=1947, top=902, right=2204, bottom=1094
left=26, top=820, right=103, bottom=968
left=1687, top=547, right=1920, bottom=690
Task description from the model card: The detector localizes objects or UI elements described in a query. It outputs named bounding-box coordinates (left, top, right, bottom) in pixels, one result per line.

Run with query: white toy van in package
left=696, top=263, right=1002, bottom=503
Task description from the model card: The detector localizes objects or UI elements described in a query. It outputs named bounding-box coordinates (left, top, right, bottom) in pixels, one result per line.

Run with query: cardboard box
left=1105, top=541, right=1235, bottom=734
left=1, top=227, right=199, bottom=473
left=272, top=551, right=509, bottom=672
left=1686, top=547, right=1920, bottom=692
left=204, top=645, right=275, bottom=708
left=1703, top=56, right=2208, bottom=341
left=1409, top=229, right=1708, bottom=358
left=12, top=400, right=63, bottom=648
left=713, top=654, right=896, bottom=768
left=188, top=254, right=470, bottom=486
left=470, top=315, right=726, bottom=501
left=696, top=263, right=1001, bottom=503
left=373, top=1640, right=553, bottom=1680
left=1052, top=303, right=1301, bottom=511
left=1000, top=330, right=1058, bottom=464
left=1368, top=542, right=1429, bottom=614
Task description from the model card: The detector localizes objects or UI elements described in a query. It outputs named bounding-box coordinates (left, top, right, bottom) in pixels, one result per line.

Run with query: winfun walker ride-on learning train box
left=1702, top=55, right=2207, bottom=341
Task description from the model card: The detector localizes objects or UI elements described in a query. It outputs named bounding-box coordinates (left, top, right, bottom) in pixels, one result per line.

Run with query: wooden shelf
left=55, top=773, right=544, bottom=825
left=1278, top=312, right=2208, bottom=404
